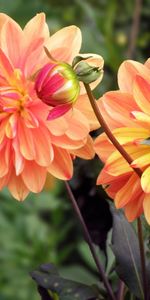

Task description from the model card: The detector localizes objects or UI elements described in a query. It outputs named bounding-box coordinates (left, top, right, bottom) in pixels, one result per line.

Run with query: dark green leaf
left=111, top=207, right=144, bottom=299
left=31, top=263, right=100, bottom=300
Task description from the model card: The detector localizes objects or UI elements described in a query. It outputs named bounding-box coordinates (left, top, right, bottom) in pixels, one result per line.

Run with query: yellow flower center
left=0, top=68, right=31, bottom=115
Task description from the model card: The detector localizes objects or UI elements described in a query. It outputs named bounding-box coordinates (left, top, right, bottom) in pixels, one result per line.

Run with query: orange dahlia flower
left=0, top=13, right=103, bottom=200
left=94, top=58, right=150, bottom=223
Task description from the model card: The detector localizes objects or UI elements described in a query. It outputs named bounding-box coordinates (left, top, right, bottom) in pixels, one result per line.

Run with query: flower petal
left=47, top=146, right=73, bottom=180
left=47, top=104, right=71, bottom=120
left=131, top=150, right=150, bottom=168
left=118, top=60, right=150, bottom=92
left=115, top=173, right=142, bottom=208
left=75, top=94, right=99, bottom=131
left=141, top=166, right=150, bottom=193
left=46, top=26, right=82, bottom=63
left=12, top=137, right=25, bottom=176
left=113, top=127, right=149, bottom=144
left=65, top=109, right=89, bottom=140
left=23, top=13, right=49, bottom=42
left=133, top=75, right=150, bottom=115
left=71, top=135, right=95, bottom=159
left=124, top=193, right=144, bottom=222
left=131, top=111, right=150, bottom=128
left=94, top=133, right=115, bottom=162
left=18, top=118, right=36, bottom=160
left=105, top=148, right=132, bottom=176
left=22, top=161, right=47, bottom=193
left=51, top=134, right=85, bottom=150
left=8, top=170, right=29, bottom=201
left=143, top=194, right=150, bottom=224
left=21, top=13, right=49, bottom=74
left=0, top=48, right=14, bottom=83
left=0, top=13, right=10, bottom=31
left=99, top=91, right=140, bottom=130
left=0, top=18, right=23, bottom=67
left=32, top=125, right=54, bottom=166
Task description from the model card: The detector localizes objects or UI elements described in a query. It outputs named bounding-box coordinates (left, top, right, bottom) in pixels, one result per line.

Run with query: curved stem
left=84, top=84, right=142, bottom=177
left=84, top=83, right=147, bottom=300
left=137, top=218, right=148, bottom=300
left=126, top=0, right=143, bottom=59
left=117, top=281, right=125, bottom=300
left=65, top=181, right=116, bottom=300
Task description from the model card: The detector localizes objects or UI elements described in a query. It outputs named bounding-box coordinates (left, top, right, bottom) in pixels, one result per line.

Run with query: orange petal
left=133, top=75, right=150, bottom=115
left=113, top=127, right=149, bottom=145
left=21, top=13, right=49, bottom=74
left=143, top=193, right=150, bottom=224
left=32, top=125, right=54, bottom=166
left=106, top=175, right=129, bottom=199
left=0, top=118, right=8, bottom=144
left=75, top=94, right=99, bottom=131
left=70, top=135, right=95, bottom=159
left=99, top=91, right=140, bottom=130
left=46, top=26, right=82, bottom=64
left=65, top=109, right=89, bottom=140
left=0, top=48, right=14, bottom=83
left=115, top=173, right=141, bottom=208
left=48, top=114, right=69, bottom=136
left=0, top=19, right=23, bottom=67
left=21, top=161, right=47, bottom=193
left=0, top=13, right=10, bottom=32
left=23, top=13, right=49, bottom=41
left=131, top=111, right=150, bottom=129
left=94, top=133, right=115, bottom=162
left=8, top=169, right=29, bottom=201
left=131, top=150, right=150, bottom=168
left=105, top=149, right=132, bottom=176
left=5, top=113, right=18, bottom=139
left=144, top=58, right=150, bottom=69
left=18, top=118, right=36, bottom=160
left=124, top=193, right=144, bottom=222
left=105, top=144, right=149, bottom=176
left=97, top=168, right=114, bottom=185
left=0, top=145, right=9, bottom=177
left=0, top=173, right=9, bottom=189
left=141, top=166, right=150, bottom=193
left=118, top=60, right=150, bottom=92
left=51, top=134, right=86, bottom=150
left=12, top=137, right=25, bottom=176
left=21, top=109, right=39, bottom=128
left=47, top=146, right=73, bottom=180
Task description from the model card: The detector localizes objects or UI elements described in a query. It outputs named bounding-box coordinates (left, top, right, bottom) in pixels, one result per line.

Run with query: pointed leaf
left=31, top=263, right=100, bottom=300
left=111, top=207, right=144, bottom=299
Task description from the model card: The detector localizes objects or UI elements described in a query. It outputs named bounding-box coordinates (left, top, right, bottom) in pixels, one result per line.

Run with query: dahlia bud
left=35, top=61, right=80, bottom=120
left=72, top=55, right=103, bottom=84
left=74, top=61, right=103, bottom=84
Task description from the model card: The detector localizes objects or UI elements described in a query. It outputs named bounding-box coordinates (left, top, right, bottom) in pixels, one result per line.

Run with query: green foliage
left=0, top=187, right=76, bottom=300
left=111, top=207, right=144, bottom=299
left=31, top=263, right=101, bottom=300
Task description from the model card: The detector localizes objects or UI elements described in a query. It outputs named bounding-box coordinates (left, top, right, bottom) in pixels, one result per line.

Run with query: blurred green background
left=0, top=0, right=150, bottom=299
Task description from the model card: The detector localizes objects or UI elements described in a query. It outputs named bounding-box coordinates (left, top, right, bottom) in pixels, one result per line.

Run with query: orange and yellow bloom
left=0, top=13, right=103, bottom=200
left=95, top=58, right=150, bottom=223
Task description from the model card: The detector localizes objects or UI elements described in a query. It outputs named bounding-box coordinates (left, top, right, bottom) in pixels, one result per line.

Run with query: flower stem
left=65, top=181, right=116, bottom=300
left=137, top=218, right=148, bottom=300
left=84, top=83, right=148, bottom=300
left=117, top=281, right=125, bottom=300
left=84, top=83, right=142, bottom=177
